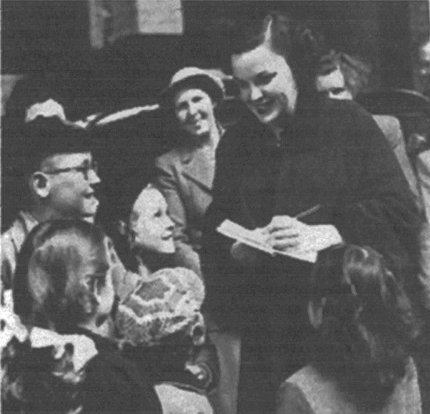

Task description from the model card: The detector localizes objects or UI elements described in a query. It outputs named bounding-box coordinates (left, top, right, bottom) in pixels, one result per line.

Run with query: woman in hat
left=153, top=73, right=241, bottom=413
left=154, top=67, right=225, bottom=277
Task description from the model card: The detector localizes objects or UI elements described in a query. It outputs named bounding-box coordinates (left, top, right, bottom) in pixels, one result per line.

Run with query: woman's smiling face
left=231, top=42, right=298, bottom=127
left=173, top=88, right=217, bottom=141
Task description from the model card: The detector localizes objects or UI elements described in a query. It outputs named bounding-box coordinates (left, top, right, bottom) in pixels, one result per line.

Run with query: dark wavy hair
left=226, top=11, right=328, bottom=97
left=13, top=219, right=109, bottom=333
left=309, top=245, right=421, bottom=410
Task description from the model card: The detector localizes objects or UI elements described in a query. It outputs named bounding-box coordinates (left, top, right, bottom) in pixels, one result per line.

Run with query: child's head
left=308, top=245, right=420, bottom=409
left=128, top=184, right=175, bottom=255
left=13, top=220, right=115, bottom=333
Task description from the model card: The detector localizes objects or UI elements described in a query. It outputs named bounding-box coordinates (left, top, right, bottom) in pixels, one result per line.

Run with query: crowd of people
left=2, top=10, right=430, bottom=414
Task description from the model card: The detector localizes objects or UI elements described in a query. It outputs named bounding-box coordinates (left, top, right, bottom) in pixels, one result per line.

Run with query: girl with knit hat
left=111, top=183, right=219, bottom=413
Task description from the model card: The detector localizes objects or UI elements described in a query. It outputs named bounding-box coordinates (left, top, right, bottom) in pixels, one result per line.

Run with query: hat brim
left=160, top=74, right=224, bottom=109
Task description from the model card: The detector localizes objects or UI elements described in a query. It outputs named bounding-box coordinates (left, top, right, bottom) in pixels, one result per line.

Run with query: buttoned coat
left=154, top=144, right=215, bottom=276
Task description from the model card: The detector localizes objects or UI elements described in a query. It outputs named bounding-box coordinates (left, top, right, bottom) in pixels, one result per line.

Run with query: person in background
left=277, top=245, right=422, bottom=414
left=314, top=50, right=370, bottom=99
left=314, top=50, right=430, bottom=319
left=10, top=219, right=162, bottom=414
left=314, top=50, right=423, bottom=212
left=154, top=69, right=241, bottom=414
left=1, top=101, right=101, bottom=291
left=202, top=11, right=422, bottom=413
left=154, top=67, right=225, bottom=277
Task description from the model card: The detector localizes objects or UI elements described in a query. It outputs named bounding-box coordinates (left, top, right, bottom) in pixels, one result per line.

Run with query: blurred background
left=2, top=0, right=430, bottom=117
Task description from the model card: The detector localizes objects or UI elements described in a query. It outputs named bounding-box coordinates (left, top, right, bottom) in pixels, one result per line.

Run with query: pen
left=294, top=204, right=322, bottom=219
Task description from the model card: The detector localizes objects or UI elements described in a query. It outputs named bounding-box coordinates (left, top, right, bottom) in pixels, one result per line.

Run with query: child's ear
left=307, top=298, right=326, bottom=329
left=30, top=172, right=51, bottom=198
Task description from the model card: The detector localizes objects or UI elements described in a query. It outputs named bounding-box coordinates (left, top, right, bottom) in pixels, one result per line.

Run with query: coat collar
left=179, top=145, right=216, bottom=193
left=248, top=93, right=325, bottom=154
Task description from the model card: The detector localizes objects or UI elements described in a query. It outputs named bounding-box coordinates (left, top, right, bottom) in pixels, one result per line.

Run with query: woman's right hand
left=266, top=215, right=342, bottom=252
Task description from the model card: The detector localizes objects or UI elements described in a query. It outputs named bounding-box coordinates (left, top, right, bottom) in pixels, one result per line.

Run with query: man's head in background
left=18, top=102, right=101, bottom=223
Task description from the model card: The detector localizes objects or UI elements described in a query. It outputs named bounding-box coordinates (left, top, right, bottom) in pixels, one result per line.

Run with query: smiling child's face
left=129, top=187, right=175, bottom=255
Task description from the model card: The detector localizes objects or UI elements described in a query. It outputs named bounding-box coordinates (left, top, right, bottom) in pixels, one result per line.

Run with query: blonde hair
left=14, top=220, right=109, bottom=333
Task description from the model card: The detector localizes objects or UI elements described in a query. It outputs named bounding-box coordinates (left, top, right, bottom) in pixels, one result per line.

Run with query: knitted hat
left=160, top=67, right=225, bottom=108
left=115, top=267, right=205, bottom=347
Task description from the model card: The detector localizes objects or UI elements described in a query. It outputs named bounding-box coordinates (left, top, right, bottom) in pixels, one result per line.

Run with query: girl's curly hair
left=13, top=219, right=109, bottom=333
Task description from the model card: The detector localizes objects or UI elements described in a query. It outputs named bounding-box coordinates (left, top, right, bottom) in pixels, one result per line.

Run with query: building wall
left=182, top=0, right=425, bottom=90
left=2, top=1, right=429, bottom=97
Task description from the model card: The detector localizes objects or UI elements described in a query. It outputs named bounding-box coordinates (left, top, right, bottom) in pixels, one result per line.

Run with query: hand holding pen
left=265, top=205, right=342, bottom=252
left=294, top=204, right=322, bottom=220
left=230, top=204, right=342, bottom=264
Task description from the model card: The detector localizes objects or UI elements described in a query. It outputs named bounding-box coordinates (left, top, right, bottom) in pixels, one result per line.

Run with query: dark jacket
left=79, top=329, right=162, bottom=414
left=202, top=98, right=422, bottom=331
left=123, top=337, right=220, bottom=395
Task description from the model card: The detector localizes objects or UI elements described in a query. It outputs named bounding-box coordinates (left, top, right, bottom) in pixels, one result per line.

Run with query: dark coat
left=123, top=338, right=220, bottom=395
left=79, top=329, right=162, bottom=414
left=201, top=98, right=421, bottom=332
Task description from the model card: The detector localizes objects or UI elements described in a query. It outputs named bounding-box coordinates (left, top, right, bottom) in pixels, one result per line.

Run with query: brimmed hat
left=22, top=117, right=92, bottom=155
left=15, top=100, right=94, bottom=172
left=160, top=67, right=225, bottom=108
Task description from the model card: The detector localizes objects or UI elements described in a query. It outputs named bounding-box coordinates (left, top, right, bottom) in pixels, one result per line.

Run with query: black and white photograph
left=1, top=1, right=430, bottom=413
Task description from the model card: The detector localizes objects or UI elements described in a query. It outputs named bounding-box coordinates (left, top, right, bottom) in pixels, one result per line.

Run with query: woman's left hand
left=266, top=215, right=343, bottom=252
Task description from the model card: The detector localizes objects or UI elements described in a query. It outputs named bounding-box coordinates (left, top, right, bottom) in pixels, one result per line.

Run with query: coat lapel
left=180, top=147, right=215, bottom=193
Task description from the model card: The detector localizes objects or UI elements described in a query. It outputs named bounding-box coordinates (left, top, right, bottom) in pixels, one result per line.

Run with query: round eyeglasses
left=43, top=160, right=98, bottom=180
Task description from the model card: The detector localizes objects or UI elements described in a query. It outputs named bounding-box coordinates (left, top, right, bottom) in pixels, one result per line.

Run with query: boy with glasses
left=2, top=102, right=102, bottom=289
